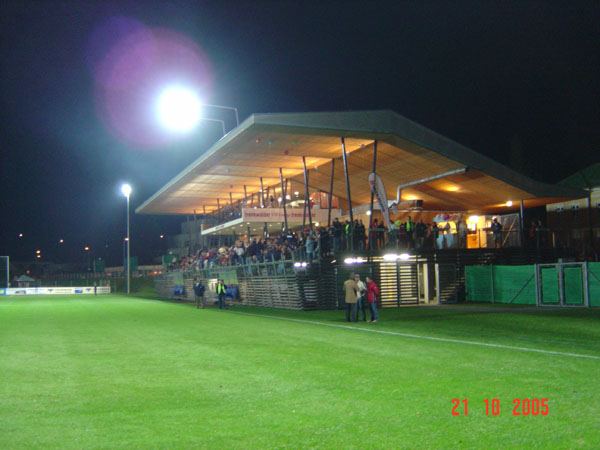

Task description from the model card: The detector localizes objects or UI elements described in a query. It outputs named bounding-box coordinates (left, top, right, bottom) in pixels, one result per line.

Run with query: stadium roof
left=137, top=110, right=584, bottom=215
left=559, top=163, right=600, bottom=189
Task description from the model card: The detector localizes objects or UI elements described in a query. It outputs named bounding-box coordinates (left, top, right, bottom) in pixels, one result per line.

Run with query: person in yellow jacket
left=216, top=279, right=227, bottom=309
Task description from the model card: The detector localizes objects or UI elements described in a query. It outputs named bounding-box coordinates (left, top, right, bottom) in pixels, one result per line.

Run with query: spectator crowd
left=166, top=215, right=536, bottom=272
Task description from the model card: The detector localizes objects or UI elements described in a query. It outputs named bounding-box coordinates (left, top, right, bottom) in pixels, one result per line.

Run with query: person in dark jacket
left=193, top=278, right=206, bottom=309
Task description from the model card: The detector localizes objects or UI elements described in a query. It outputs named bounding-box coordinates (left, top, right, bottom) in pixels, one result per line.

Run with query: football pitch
left=1, top=295, right=599, bottom=449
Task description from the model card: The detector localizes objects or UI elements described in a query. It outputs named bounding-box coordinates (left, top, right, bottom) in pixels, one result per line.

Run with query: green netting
left=466, top=263, right=599, bottom=307
left=492, top=266, right=536, bottom=305
left=465, top=265, right=535, bottom=304
left=589, top=262, right=600, bottom=307
left=564, top=266, right=584, bottom=305
left=540, top=266, right=559, bottom=304
left=465, top=266, right=492, bottom=302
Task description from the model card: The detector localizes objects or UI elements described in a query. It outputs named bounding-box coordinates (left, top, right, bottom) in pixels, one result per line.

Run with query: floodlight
left=156, top=85, right=202, bottom=133
left=506, top=200, right=513, bottom=207
left=121, top=183, right=132, bottom=198
left=399, top=253, right=410, bottom=261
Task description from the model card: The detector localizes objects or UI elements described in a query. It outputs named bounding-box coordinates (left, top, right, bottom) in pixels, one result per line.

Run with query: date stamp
left=451, top=398, right=549, bottom=416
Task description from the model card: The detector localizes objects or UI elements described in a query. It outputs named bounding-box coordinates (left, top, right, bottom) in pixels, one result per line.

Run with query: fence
left=466, top=262, right=600, bottom=307
left=155, top=258, right=338, bottom=310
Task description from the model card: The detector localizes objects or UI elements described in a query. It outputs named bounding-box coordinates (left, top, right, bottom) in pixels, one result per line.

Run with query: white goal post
left=0, top=256, right=8, bottom=290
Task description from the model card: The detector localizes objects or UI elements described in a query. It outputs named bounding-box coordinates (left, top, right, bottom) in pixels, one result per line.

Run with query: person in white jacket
left=354, top=274, right=368, bottom=322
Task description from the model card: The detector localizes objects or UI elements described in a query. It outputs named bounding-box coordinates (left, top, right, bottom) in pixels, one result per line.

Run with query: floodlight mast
left=121, top=184, right=132, bottom=295
left=202, top=103, right=239, bottom=128
left=199, top=117, right=226, bottom=136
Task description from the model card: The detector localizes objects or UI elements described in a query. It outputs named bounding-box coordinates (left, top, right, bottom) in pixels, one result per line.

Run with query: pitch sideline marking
left=232, top=311, right=600, bottom=361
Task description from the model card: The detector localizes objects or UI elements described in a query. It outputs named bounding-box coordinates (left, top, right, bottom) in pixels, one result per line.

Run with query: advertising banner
left=5, top=286, right=111, bottom=296
left=368, top=173, right=392, bottom=229
left=242, top=207, right=335, bottom=224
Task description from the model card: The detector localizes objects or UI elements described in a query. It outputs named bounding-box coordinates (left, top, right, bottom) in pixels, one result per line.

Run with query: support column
left=302, top=156, right=313, bottom=228
left=259, top=177, right=267, bottom=237
left=341, top=137, right=354, bottom=251
left=327, top=158, right=335, bottom=227
left=259, top=177, right=265, bottom=208
left=588, top=191, right=594, bottom=256
left=519, top=199, right=525, bottom=249
left=243, top=185, right=248, bottom=206
left=279, top=168, right=288, bottom=232
left=368, top=140, right=378, bottom=251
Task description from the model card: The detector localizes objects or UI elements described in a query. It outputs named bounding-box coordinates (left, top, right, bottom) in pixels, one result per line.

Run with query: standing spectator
left=355, top=274, right=368, bottom=322
left=305, top=234, right=316, bottom=261
left=415, top=220, right=427, bottom=250
left=432, top=222, right=441, bottom=249
left=369, top=218, right=379, bottom=250
left=365, top=276, right=380, bottom=323
left=457, top=219, right=468, bottom=248
left=377, top=220, right=387, bottom=249
left=234, top=241, right=245, bottom=265
left=491, top=217, right=503, bottom=248
left=405, top=216, right=415, bottom=249
left=343, top=273, right=358, bottom=322
left=398, top=223, right=408, bottom=249
left=216, top=279, right=227, bottom=309
left=357, top=219, right=367, bottom=251
left=193, top=278, right=206, bottom=309
left=319, top=227, right=331, bottom=257
left=332, top=218, right=343, bottom=252
left=442, top=222, right=452, bottom=249
left=343, top=220, right=352, bottom=250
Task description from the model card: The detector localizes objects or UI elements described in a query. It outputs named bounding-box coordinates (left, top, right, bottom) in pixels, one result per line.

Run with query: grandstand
left=137, top=110, right=587, bottom=308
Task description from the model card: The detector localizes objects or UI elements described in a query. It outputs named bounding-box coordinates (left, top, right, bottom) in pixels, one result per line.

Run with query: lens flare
left=88, top=17, right=213, bottom=148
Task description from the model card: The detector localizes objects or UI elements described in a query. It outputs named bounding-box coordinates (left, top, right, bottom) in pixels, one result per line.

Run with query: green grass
left=1, top=296, right=599, bottom=449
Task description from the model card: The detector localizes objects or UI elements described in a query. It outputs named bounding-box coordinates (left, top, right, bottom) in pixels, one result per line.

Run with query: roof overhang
left=136, top=110, right=584, bottom=215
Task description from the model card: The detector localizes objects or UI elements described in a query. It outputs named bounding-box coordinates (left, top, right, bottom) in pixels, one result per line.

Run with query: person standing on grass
left=216, top=279, right=227, bottom=309
left=193, top=278, right=206, bottom=309
left=365, top=276, right=380, bottom=323
left=355, top=274, right=368, bottom=322
left=343, top=273, right=358, bottom=322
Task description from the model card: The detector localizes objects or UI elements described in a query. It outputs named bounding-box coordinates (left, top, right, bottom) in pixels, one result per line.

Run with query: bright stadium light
left=155, top=85, right=202, bottom=133
left=121, top=183, right=132, bottom=198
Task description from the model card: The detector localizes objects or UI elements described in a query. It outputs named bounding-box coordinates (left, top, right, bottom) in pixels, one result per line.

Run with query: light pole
left=199, top=117, right=226, bottom=136
left=121, top=183, right=132, bottom=295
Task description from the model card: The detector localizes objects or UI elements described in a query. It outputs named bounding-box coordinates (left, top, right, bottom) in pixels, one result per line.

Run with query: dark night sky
left=1, top=0, right=599, bottom=265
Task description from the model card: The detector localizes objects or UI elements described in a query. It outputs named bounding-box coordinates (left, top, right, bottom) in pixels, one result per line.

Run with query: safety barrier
left=466, top=262, right=600, bottom=307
